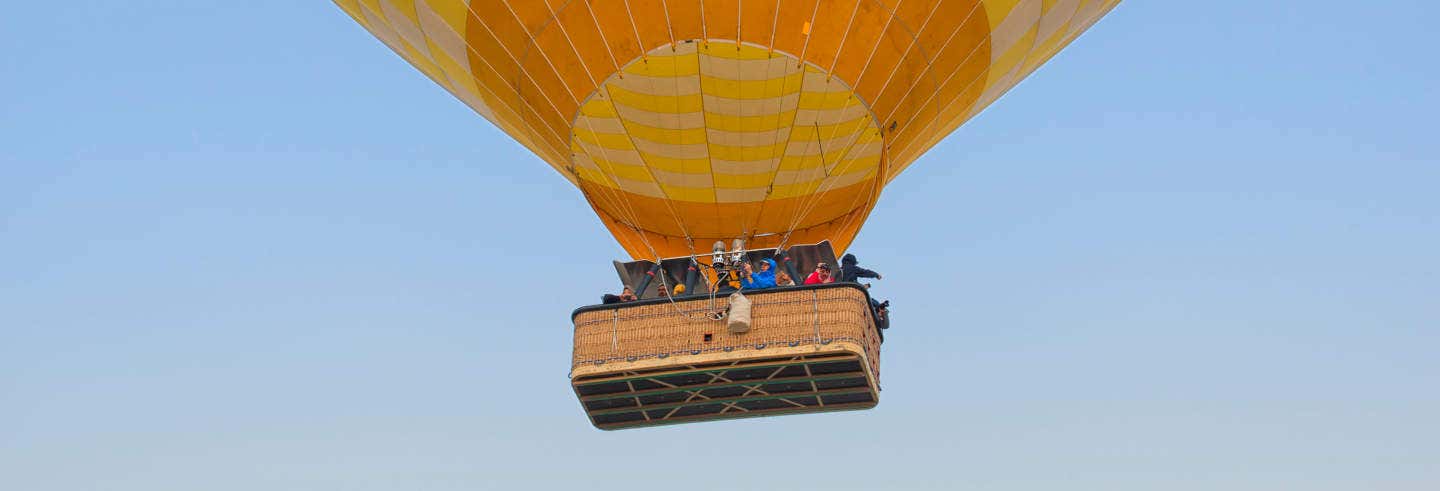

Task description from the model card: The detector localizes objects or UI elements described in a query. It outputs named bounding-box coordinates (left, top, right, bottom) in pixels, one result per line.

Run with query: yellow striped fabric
left=333, top=0, right=1121, bottom=259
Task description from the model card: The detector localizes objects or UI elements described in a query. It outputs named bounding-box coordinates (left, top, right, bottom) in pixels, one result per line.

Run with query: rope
left=773, top=121, right=826, bottom=251
left=611, top=309, right=620, bottom=354
left=811, top=289, right=821, bottom=343
left=776, top=119, right=881, bottom=252
left=649, top=258, right=728, bottom=322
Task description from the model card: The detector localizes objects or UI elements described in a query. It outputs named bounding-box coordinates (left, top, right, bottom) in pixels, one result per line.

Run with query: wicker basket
left=570, top=283, right=882, bottom=429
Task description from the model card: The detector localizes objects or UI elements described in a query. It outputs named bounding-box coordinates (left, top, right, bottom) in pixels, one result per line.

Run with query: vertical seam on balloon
left=699, top=0, right=708, bottom=44
left=483, top=0, right=660, bottom=227
left=659, top=0, right=677, bottom=49
left=731, top=40, right=751, bottom=236
left=767, top=0, right=781, bottom=54
left=746, top=41, right=802, bottom=239
left=785, top=121, right=860, bottom=239
left=693, top=45, right=724, bottom=241
left=789, top=102, right=881, bottom=236
left=890, top=0, right=1109, bottom=181
left=875, top=0, right=990, bottom=139
left=572, top=107, right=654, bottom=231
left=797, top=0, right=822, bottom=67
left=789, top=120, right=837, bottom=235
left=890, top=0, right=1066, bottom=174
left=461, top=2, right=580, bottom=141
left=884, top=1, right=1037, bottom=168
left=383, top=0, right=462, bottom=100
left=774, top=69, right=820, bottom=242
left=670, top=47, right=706, bottom=250
left=827, top=0, right=902, bottom=133
left=497, top=0, right=585, bottom=104
left=826, top=0, right=865, bottom=79
left=570, top=98, right=651, bottom=230
left=804, top=0, right=901, bottom=211
left=399, top=3, right=520, bottom=153
left=779, top=107, right=823, bottom=240
left=417, top=0, right=574, bottom=166
left=619, top=0, right=649, bottom=61
left=587, top=0, right=624, bottom=74
left=832, top=137, right=888, bottom=253
left=736, top=0, right=742, bottom=47
left=384, top=0, right=439, bottom=60
left=475, top=1, right=650, bottom=242
left=871, top=0, right=986, bottom=129
left=845, top=0, right=902, bottom=109
left=834, top=99, right=896, bottom=243
left=542, top=0, right=602, bottom=90
left=866, top=0, right=977, bottom=126
left=573, top=107, right=659, bottom=230
left=572, top=96, right=664, bottom=257
left=573, top=121, right=662, bottom=258
left=796, top=0, right=897, bottom=199
left=607, top=69, right=698, bottom=246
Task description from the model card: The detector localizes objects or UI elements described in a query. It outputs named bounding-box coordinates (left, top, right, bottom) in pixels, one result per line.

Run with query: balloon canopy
left=335, top=0, right=1120, bottom=259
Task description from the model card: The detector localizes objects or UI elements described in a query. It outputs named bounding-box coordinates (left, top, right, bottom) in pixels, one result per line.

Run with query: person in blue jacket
left=741, top=258, right=778, bottom=289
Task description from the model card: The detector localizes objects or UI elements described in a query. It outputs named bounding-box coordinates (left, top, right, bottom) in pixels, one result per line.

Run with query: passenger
left=803, top=262, right=835, bottom=285
left=716, top=272, right=739, bottom=293
left=775, top=270, right=796, bottom=287
left=839, top=253, right=882, bottom=283
left=857, top=282, right=890, bottom=333
left=742, top=258, right=778, bottom=289
left=873, top=298, right=890, bottom=331
left=601, top=285, right=638, bottom=304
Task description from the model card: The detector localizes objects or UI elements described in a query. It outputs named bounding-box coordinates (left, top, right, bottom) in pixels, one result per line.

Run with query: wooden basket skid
left=570, top=285, right=882, bottom=429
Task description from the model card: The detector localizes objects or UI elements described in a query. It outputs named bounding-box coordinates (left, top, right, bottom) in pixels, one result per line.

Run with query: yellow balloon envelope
left=335, top=0, right=1120, bottom=259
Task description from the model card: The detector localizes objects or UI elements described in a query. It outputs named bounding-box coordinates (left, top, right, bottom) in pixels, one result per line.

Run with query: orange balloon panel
left=335, top=0, right=1121, bottom=259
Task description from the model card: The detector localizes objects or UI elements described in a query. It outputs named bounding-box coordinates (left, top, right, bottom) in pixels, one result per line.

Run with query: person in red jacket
left=803, top=262, right=835, bottom=285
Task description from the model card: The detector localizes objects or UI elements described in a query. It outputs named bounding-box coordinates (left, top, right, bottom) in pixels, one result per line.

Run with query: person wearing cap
left=741, top=258, right=778, bottom=290
left=803, top=262, right=835, bottom=285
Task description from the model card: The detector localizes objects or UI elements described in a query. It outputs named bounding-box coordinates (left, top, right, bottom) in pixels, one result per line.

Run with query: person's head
left=622, top=286, right=634, bottom=295
left=760, top=260, right=771, bottom=271
left=842, top=253, right=857, bottom=265
left=777, top=271, right=792, bottom=285
left=815, top=262, right=831, bottom=276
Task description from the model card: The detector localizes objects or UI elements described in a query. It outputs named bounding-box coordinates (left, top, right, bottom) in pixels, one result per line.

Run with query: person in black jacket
left=839, top=254, right=882, bottom=283
left=841, top=253, right=890, bottom=334
left=601, top=286, right=638, bottom=304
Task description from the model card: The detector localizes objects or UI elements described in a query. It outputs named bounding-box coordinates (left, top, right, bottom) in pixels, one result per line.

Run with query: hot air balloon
left=335, top=0, right=1120, bottom=429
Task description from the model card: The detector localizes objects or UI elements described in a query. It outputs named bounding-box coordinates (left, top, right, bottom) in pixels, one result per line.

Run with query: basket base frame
left=572, top=343, right=878, bottom=430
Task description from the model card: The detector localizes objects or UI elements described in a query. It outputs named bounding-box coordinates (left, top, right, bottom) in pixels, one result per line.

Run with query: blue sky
left=3, top=1, right=1437, bottom=489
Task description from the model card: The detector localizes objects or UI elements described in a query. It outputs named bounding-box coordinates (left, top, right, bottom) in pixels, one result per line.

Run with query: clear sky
left=3, top=1, right=1437, bottom=490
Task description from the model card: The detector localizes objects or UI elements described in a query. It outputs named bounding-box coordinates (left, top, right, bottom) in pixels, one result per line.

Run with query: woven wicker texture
left=572, top=285, right=881, bottom=381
